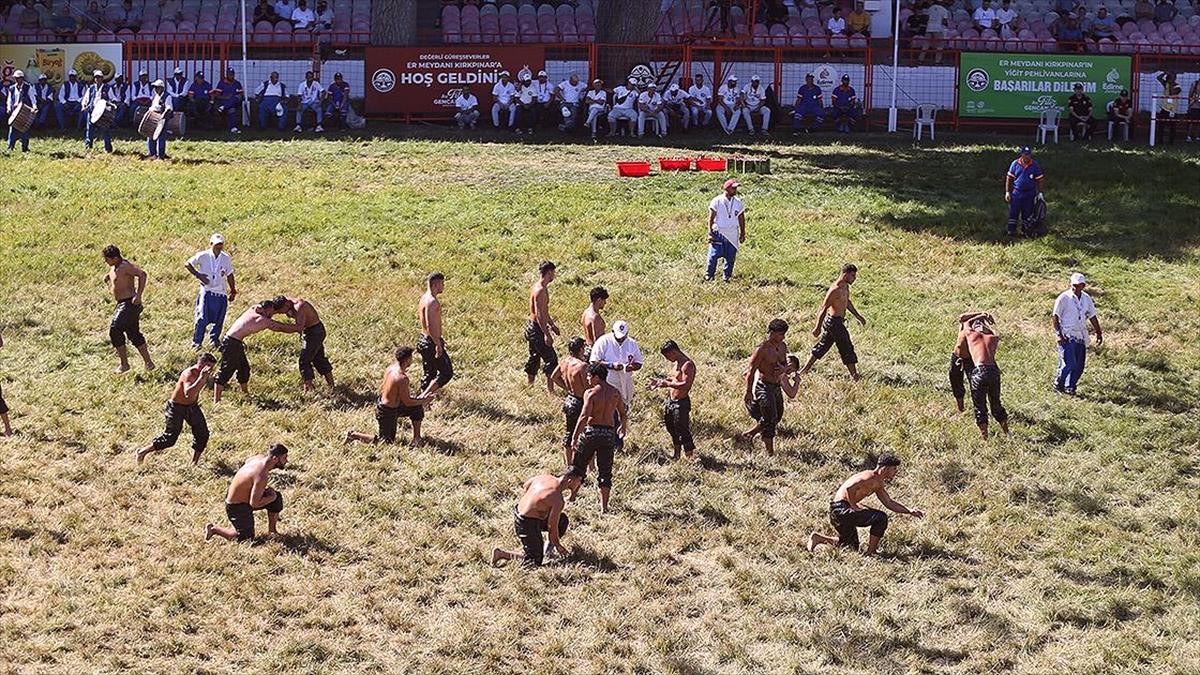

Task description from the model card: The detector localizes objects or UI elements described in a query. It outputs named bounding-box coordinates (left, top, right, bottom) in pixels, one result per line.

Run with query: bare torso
left=379, top=363, right=409, bottom=407
left=582, top=306, right=605, bottom=346
left=670, top=358, right=695, bottom=399
left=964, top=331, right=1000, bottom=366
left=834, top=470, right=884, bottom=504
left=288, top=298, right=319, bottom=330
left=226, top=455, right=268, bottom=504
left=561, top=356, right=589, bottom=397
left=518, top=474, right=564, bottom=519
left=753, top=339, right=788, bottom=384
left=827, top=282, right=851, bottom=317
left=226, top=307, right=276, bottom=340
left=107, top=260, right=139, bottom=300
left=171, top=365, right=206, bottom=405
left=529, top=282, right=550, bottom=325
left=419, top=292, right=442, bottom=340
left=584, top=382, right=621, bottom=424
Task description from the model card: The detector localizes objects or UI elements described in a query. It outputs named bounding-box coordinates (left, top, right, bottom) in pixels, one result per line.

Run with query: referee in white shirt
left=589, top=320, right=643, bottom=450
left=1052, top=272, right=1103, bottom=395
left=186, top=233, right=237, bottom=349
left=705, top=179, right=747, bottom=282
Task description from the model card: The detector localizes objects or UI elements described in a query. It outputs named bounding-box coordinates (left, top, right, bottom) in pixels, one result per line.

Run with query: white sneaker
left=231, top=127, right=240, bottom=134
left=293, top=125, right=302, bottom=132
left=315, top=125, right=324, bottom=133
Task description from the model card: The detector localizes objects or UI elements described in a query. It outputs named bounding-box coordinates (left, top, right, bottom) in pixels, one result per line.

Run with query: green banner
left=958, top=52, right=1132, bottom=118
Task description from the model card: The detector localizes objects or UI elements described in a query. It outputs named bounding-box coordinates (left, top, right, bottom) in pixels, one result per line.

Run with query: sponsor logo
left=371, top=68, right=395, bottom=93
left=627, top=63, right=656, bottom=89
left=966, top=68, right=989, bottom=93
left=812, top=64, right=838, bottom=89
left=1022, top=94, right=1061, bottom=113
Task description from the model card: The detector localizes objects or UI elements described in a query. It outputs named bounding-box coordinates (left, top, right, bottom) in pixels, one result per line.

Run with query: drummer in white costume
left=145, top=79, right=174, bottom=160
left=82, top=70, right=114, bottom=153
left=5, top=70, right=36, bottom=153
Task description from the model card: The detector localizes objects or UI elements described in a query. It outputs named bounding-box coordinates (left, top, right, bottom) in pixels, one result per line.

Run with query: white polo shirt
left=973, top=7, right=996, bottom=25
left=589, top=333, right=643, bottom=403
left=492, top=80, right=515, bottom=105
left=558, top=79, right=585, bottom=103
left=613, top=85, right=637, bottom=110
left=688, top=83, right=712, bottom=106
left=743, top=84, right=765, bottom=108
left=1053, top=289, right=1097, bottom=341
left=637, top=91, right=662, bottom=110
left=455, top=93, right=478, bottom=111
left=585, top=88, right=608, bottom=108
left=188, top=249, right=234, bottom=296
left=718, top=84, right=740, bottom=107
left=709, top=193, right=745, bottom=248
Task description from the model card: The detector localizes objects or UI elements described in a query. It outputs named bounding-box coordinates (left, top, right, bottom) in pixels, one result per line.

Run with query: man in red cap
left=706, top=179, right=746, bottom=282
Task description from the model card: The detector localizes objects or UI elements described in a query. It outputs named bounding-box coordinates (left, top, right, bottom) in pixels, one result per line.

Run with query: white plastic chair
left=913, top=104, right=937, bottom=140
left=1036, top=108, right=1060, bottom=144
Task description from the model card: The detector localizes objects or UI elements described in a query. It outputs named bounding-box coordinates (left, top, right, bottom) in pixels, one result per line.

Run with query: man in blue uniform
left=1004, top=145, right=1045, bottom=237
left=792, top=74, right=824, bottom=133
left=829, top=75, right=859, bottom=133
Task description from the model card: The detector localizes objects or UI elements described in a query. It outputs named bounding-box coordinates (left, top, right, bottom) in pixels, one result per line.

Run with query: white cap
left=68, top=69, right=77, bottom=76
left=210, top=233, right=225, bottom=245
left=152, top=79, right=165, bottom=87
left=13, top=69, right=23, bottom=78
left=537, top=69, right=547, bottom=77
left=93, top=69, right=104, bottom=77
left=1070, top=272, right=1087, bottom=286
left=647, top=82, right=657, bottom=89
left=613, top=320, right=629, bottom=339
left=174, top=67, right=183, bottom=74
left=751, top=74, right=760, bottom=81
left=728, top=75, right=738, bottom=81
left=500, top=70, right=510, bottom=76
left=669, top=83, right=679, bottom=91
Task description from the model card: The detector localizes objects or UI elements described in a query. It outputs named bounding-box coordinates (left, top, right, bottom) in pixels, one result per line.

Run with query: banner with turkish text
left=958, top=52, right=1131, bottom=118
left=366, top=46, right=547, bottom=115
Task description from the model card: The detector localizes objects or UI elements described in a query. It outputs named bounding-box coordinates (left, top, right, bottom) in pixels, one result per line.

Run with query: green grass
left=1, top=128, right=1199, bottom=673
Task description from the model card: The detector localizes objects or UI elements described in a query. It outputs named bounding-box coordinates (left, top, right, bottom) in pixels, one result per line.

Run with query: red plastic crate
left=616, top=161, right=652, bottom=177
left=658, top=157, right=693, bottom=171
left=696, top=157, right=727, bottom=171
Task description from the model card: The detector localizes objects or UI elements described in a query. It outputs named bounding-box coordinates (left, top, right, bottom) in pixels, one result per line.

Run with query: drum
left=164, top=112, right=186, bottom=138
left=89, top=98, right=116, bottom=129
left=138, top=110, right=166, bottom=139
left=7, top=103, right=35, bottom=133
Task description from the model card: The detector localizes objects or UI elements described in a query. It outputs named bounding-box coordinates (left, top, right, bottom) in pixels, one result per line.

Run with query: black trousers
left=572, top=425, right=616, bottom=488
left=417, top=334, right=454, bottom=390
left=215, top=336, right=250, bottom=386
left=109, top=298, right=146, bottom=348
left=753, top=381, right=783, bottom=439
left=970, top=364, right=1008, bottom=427
left=663, top=397, right=695, bottom=452
left=949, top=351, right=975, bottom=402
left=811, top=315, right=858, bottom=365
left=519, top=102, right=542, bottom=131
left=225, top=491, right=284, bottom=542
left=829, top=499, right=887, bottom=550
left=562, top=393, right=583, bottom=448
left=523, top=321, right=558, bottom=377
left=375, top=400, right=424, bottom=443
left=151, top=401, right=209, bottom=456
left=299, top=322, right=333, bottom=382
left=0, top=382, right=8, bottom=415
left=514, top=505, right=569, bottom=567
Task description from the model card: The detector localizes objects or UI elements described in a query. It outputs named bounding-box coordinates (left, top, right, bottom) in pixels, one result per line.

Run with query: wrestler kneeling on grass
left=807, top=454, right=924, bottom=556
left=137, top=352, right=216, bottom=465
left=492, top=466, right=584, bottom=567
left=205, top=443, right=289, bottom=543
left=345, top=346, right=437, bottom=447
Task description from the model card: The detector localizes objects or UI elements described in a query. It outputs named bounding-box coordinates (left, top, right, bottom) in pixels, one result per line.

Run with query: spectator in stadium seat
left=167, top=67, right=189, bottom=110
left=274, top=0, right=296, bottom=23
left=716, top=74, right=742, bottom=135
left=186, top=71, right=212, bottom=128
left=17, top=0, right=40, bottom=30
left=1055, top=0, right=1079, bottom=18
left=159, top=0, right=183, bottom=23
left=454, top=84, right=479, bottom=130
left=1067, top=83, right=1093, bottom=140
left=491, top=70, right=517, bottom=130
left=826, top=6, right=847, bottom=35
left=1107, top=89, right=1133, bottom=140
left=34, top=0, right=52, bottom=27
left=584, top=78, right=608, bottom=140
left=973, top=0, right=997, bottom=31
left=1153, top=0, right=1176, bottom=23
left=829, top=75, right=859, bottom=133
left=50, top=3, right=77, bottom=40
left=533, top=70, right=553, bottom=128
left=326, top=72, right=350, bottom=128
left=111, top=0, right=141, bottom=31
left=607, top=78, right=638, bottom=137
left=33, top=74, right=54, bottom=129
left=847, top=2, right=871, bottom=37
left=290, top=0, right=315, bottom=29
left=792, top=73, right=824, bottom=133
left=637, top=82, right=667, bottom=139
left=759, top=0, right=789, bottom=26
left=255, top=71, right=288, bottom=131
left=995, top=0, right=1018, bottom=38
left=663, top=83, right=690, bottom=132
left=920, top=0, right=949, bottom=64
left=554, top=73, right=586, bottom=132
left=131, top=70, right=153, bottom=120
left=1133, top=0, right=1153, bottom=20
left=253, top=0, right=280, bottom=23
left=1090, top=7, right=1117, bottom=41
left=215, top=68, right=245, bottom=134
left=314, top=0, right=333, bottom=31
left=55, top=69, right=85, bottom=130
left=687, top=73, right=713, bottom=128
left=1054, top=15, right=1084, bottom=51
left=741, top=74, right=770, bottom=136
left=295, top=70, right=325, bottom=132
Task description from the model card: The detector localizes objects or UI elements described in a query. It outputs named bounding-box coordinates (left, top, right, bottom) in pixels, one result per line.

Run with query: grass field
left=1, top=128, right=1199, bottom=674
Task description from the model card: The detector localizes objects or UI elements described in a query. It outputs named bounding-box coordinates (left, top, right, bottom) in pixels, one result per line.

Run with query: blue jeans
left=34, top=104, right=51, bottom=127
left=7, top=126, right=29, bottom=151
left=55, top=101, right=84, bottom=129
left=258, top=95, right=286, bottom=130
left=297, top=100, right=324, bottom=126
left=1007, top=190, right=1036, bottom=235
left=1055, top=338, right=1087, bottom=393
left=705, top=235, right=738, bottom=280
left=86, top=117, right=113, bottom=152
left=147, top=135, right=167, bottom=157
left=193, top=291, right=229, bottom=347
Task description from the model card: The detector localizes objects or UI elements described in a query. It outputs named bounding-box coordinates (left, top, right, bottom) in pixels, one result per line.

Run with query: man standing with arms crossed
left=418, top=272, right=454, bottom=397
left=589, top=320, right=643, bottom=452
left=806, top=454, right=924, bottom=556
left=649, top=340, right=697, bottom=461
left=1052, top=272, right=1102, bottom=396
left=525, top=261, right=560, bottom=393
left=955, top=315, right=1009, bottom=440
left=742, top=319, right=789, bottom=456
left=204, top=443, right=289, bottom=543
left=136, top=352, right=216, bottom=465
left=580, top=286, right=608, bottom=355
left=185, top=233, right=237, bottom=351
left=551, top=337, right=590, bottom=467
left=103, top=244, right=155, bottom=373
left=705, top=179, right=746, bottom=283
left=213, top=299, right=299, bottom=403
left=801, top=264, right=865, bottom=381
left=570, top=362, right=627, bottom=514
left=345, top=346, right=437, bottom=447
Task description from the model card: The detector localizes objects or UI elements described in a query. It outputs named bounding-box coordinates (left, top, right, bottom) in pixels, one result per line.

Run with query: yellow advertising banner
left=1, top=43, right=123, bottom=86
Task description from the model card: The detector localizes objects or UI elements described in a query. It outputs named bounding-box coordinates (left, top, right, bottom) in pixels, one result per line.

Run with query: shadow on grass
left=567, top=546, right=621, bottom=573
left=452, top=396, right=550, bottom=426
left=322, top=384, right=379, bottom=410
left=273, top=532, right=340, bottom=557
left=210, top=459, right=239, bottom=478
left=425, top=435, right=467, bottom=456
left=879, top=542, right=979, bottom=565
